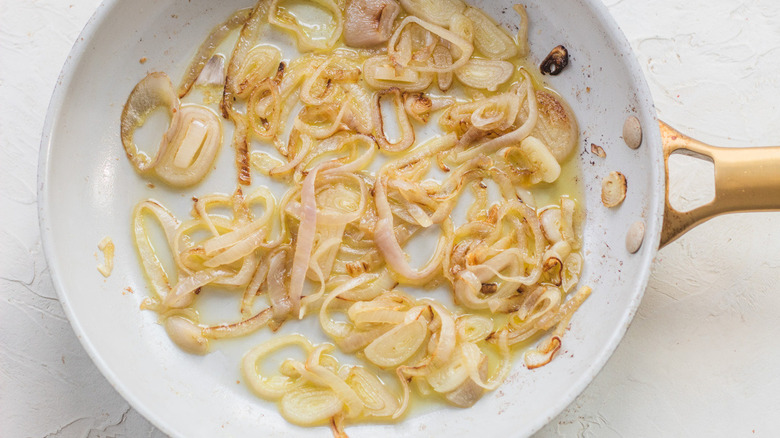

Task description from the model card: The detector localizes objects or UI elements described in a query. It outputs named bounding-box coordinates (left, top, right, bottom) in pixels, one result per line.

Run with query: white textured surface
left=2, top=0, right=779, bottom=436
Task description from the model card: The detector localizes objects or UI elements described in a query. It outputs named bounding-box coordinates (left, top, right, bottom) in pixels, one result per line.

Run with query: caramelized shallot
left=344, top=0, right=400, bottom=47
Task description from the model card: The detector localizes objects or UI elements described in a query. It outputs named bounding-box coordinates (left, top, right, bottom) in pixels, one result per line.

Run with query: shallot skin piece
left=344, top=0, right=401, bottom=47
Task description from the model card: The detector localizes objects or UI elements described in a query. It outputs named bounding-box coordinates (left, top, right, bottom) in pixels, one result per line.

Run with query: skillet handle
left=660, top=121, right=780, bottom=247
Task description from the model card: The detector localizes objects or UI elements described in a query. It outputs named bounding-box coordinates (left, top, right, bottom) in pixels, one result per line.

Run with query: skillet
left=38, top=0, right=779, bottom=436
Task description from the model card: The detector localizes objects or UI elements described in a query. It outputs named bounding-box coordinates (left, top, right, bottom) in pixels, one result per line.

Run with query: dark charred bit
left=274, top=61, right=286, bottom=83
left=540, top=45, right=569, bottom=76
left=236, top=128, right=251, bottom=185
left=481, top=283, right=498, bottom=295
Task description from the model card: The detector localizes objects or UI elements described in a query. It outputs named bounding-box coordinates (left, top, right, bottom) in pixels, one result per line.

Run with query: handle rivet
left=623, top=116, right=642, bottom=149
left=626, top=221, right=645, bottom=254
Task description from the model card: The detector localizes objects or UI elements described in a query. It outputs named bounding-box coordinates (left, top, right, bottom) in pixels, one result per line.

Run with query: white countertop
left=3, top=0, right=780, bottom=436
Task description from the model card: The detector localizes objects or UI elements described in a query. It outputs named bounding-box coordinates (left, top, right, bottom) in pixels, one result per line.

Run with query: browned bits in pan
left=481, top=283, right=498, bottom=294
left=540, top=45, right=569, bottom=75
left=590, top=143, right=606, bottom=158
left=601, top=171, right=627, bottom=207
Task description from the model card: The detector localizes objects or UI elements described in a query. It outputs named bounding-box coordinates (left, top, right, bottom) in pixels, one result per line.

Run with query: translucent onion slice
left=202, top=307, right=273, bottom=339
left=387, top=17, right=473, bottom=73
left=233, top=45, right=283, bottom=99
left=292, top=348, right=363, bottom=418
left=426, top=301, right=457, bottom=366
left=299, top=235, right=344, bottom=314
left=372, top=88, right=415, bottom=153
left=132, top=200, right=181, bottom=303
left=449, top=13, right=473, bottom=43
left=351, top=308, right=407, bottom=328
left=363, top=55, right=433, bottom=92
left=221, top=0, right=271, bottom=117
left=373, top=176, right=452, bottom=284
left=513, top=4, right=530, bottom=57
left=513, top=135, right=562, bottom=184
left=562, top=253, right=582, bottom=293
left=346, top=367, right=399, bottom=417
left=242, top=334, right=315, bottom=400
left=164, top=268, right=231, bottom=309
left=299, top=53, right=361, bottom=106
left=347, top=293, right=410, bottom=327
left=364, top=319, right=427, bottom=368
left=121, top=72, right=180, bottom=173
left=319, top=274, right=381, bottom=338
left=426, top=354, right=469, bottom=393
left=268, top=0, right=344, bottom=52
left=463, top=7, right=518, bottom=60
left=177, top=8, right=251, bottom=97
left=164, top=315, right=209, bottom=355
left=460, top=339, right=510, bottom=391
left=455, top=59, right=514, bottom=91
left=201, top=188, right=274, bottom=264
left=153, top=104, right=223, bottom=187
left=403, top=93, right=454, bottom=124
left=454, top=73, right=538, bottom=162
left=288, top=165, right=325, bottom=316
left=441, top=86, right=520, bottom=133
left=455, top=315, right=493, bottom=343
left=433, top=45, right=454, bottom=91
left=539, top=207, right=564, bottom=244
left=560, top=197, right=579, bottom=249
left=251, top=151, right=285, bottom=175
left=281, top=384, right=345, bottom=426
left=294, top=104, right=350, bottom=139
left=399, top=0, right=466, bottom=27
left=443, top=350, right=487, bottom=407
left=248, top=78, right=282, bottom=140
left=341, top=83, right=374, bottom=134
left=558, top=285, right=591, bottom=324
left=471, top=92, right=520, bottom=131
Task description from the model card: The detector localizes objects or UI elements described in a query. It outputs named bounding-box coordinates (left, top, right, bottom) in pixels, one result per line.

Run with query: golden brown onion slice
left=121, top=72, right=180, bottom=173
left=344, top=0, right=400, bottom=47
left=531, top=90, right=579, bottom=162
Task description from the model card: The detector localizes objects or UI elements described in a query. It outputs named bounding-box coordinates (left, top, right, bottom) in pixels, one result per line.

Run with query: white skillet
left=42, top=0, right=775, bottom=436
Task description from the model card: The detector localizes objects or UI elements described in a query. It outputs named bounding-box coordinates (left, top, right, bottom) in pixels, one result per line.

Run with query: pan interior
left=38, top=0, right=663, bottom=436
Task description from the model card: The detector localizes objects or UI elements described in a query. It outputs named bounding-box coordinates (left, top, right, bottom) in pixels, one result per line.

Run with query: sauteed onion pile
left=122, top=0, right=590, bottom=434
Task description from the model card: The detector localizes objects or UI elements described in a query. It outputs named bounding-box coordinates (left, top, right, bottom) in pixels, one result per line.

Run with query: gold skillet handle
left=660, top=121, right=780, bottom=247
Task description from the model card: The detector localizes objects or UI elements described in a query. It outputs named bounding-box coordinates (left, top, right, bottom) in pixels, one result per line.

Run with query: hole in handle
left=668, top=149, right=715, bottom=213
